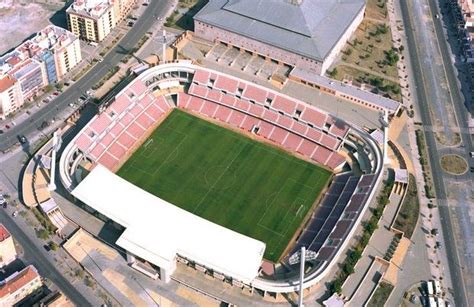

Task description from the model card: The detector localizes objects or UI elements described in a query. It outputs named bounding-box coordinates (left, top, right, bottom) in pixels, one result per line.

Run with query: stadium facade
left=194, top=0, right=366, bottom=75
left=60, top=61, right=385, bottom=294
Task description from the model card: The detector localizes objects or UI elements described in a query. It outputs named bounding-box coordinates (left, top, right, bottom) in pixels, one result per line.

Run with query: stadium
left=59, top=61, right=383, bottom=294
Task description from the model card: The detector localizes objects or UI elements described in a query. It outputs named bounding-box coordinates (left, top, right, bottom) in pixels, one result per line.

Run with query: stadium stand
left=60, top=62, right=384, bottom=294
left=74, top=67, right=350, bottom=172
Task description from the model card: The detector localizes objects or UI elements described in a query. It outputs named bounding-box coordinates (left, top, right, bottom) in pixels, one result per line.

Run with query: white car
left=0, top=195, right=5, bottom=205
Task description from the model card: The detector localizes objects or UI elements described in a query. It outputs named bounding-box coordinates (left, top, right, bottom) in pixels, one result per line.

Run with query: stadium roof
left=72, top=165, right=266, bottom=283
left=194, top=0, right=366, bottom=61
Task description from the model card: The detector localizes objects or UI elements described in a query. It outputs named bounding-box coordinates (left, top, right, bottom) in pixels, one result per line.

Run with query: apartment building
left=0, top=76, right=22, bottom=119
left=17, top=25, right=83, bottom=81
left=0, top=265, right=42, bottom=307
left=0, top=224, right=17, bottom=267
left=0, top=25, right=81, bottom=118
left=67, top=0, right=136, bottom=43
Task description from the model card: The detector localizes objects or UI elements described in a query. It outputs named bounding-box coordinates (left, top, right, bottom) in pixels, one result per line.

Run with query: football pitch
left=117, top=109, right=332, bottom=262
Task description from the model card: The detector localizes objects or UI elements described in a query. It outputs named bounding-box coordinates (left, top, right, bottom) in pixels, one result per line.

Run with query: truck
left=427, top=280, right=434, bottom=296
left=434, top=280, right=441, bottom=295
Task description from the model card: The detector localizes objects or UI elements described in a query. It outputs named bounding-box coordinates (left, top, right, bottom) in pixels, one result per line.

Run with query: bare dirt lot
left=0, top=0, right=66, bottom=54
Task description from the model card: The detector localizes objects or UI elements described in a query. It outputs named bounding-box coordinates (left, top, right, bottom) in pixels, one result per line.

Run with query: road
left=0, top=209, right=91, bottom=306
left=0, top=0, right=173, bottom=151
left=400, top=0, right=473, bottom=305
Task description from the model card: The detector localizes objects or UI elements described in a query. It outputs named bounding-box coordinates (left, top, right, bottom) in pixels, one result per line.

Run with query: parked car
left=11, top=211, right=18, bottom=217
left=0, top=130, right=3, bottom=134
left=0, top=195, right=5, bottom=206
left=18, top=135, right=27, bottom=144
left=52, top=91, right=60, bottom=96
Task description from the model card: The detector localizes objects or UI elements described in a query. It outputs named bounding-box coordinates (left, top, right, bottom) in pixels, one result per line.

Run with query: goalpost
left=144, top=138, right=154, bottom=148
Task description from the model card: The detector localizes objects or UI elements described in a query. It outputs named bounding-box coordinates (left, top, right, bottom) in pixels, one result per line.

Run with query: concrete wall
left=321, top=4, right=366, bottom=74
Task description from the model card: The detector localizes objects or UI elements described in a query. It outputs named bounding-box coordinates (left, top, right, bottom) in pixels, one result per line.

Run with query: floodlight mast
left=288, top=246, right=317, bottom=307
left=299, top=246, right=305, bottom=307
left=48, top=130, right=62, bottom=191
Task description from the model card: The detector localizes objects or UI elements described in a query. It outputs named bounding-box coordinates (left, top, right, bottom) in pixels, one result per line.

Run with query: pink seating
left=206, top=88, right=222, bottom=102
left=77, top=68, right=350, bottom=172
left=192, top=69, right=210, bottom=85
left=241, top=116, right=259, bottom=131
left=328, top=120, right=349, bottom=138
left=297, top=139, right=318, bottom=157
left=201, top=101, right=218, bottom=118
left=215, top=75, right=238, bottom=93
left=111, top=94, right=131, bottom=115
left=145, top=104, right=164, bottom=121
left=118, top=132, right=136, bottom=149
left=220, top=94, right=236, bottom=107
left=127, top=122, right=146, bottom=139
left=283, top=133, right=303, bottom=151
left=326, top=152, right=346, bottom=170
left=228, top=110, right=246, bottom=127
left=243, top=85, right=267, bottom=103
left=188, top=97, right=204, bottom=112
left=234, top=99, right=250, bottom=112
left=98, top=152, right=119, bottom=171
left=276, top=115, right=293, bottom=130
left=119, top=113, right=134, bottom=128
left=129, top=104, right=144, bottom=118
left=138, top=94, right=154, bottom=109
left=100, top=133, right=115, bottom=148
left=75, top=134, right=93, bottom=152
left=269, top=127, right=288, bottom=144
left=155, top=97, right=171, bottom=112
left=311, top=146, right=332, bottom=165
left=258, top=122, right=274, bottom=138
left=215, top=106, right=232, bottom=122
left=306, top=128, right=322, bottom=143
left=90, top=114, right=112, bottom=136
left=108, top=142, right=126, bottom=160
left=110, top=122, right=125, bottom=138
left=249, top=104, right=264, bottom=118
left=263, top=109, right=279, bottom=123
left=178, top=93, right=191, bottom=107
left=189, top=84, right=208, bottom=98
left=292, top=121, right=308, bottom=135
left=272, top=96, right=297, bottom=115
left=128, top=80, right=147, bottom=96
left=301, top=108, right=326, bottom=128
left=136, top=113, right=155, bottom=129
left=320, top=134, right=339, bottom=151
left=89, top=143, right=107, bottom=160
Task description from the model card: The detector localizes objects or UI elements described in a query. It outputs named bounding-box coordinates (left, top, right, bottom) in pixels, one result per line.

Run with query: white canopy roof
left=72, top=165, right=265, bottom=283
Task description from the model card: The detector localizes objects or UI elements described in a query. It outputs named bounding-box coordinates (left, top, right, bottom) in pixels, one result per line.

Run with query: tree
left=329, top=278, right=343, bottom=294
left=328, top=68, right=338, bottom=78
left=49, top=241, right=58, bottom=251
left=343, top=262, right=355, bottom=275
left=36, top=229, right=49, bottom=240
left=384, top=49, right=399, bottom=66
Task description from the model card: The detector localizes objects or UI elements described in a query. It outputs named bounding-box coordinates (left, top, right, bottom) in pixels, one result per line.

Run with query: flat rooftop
left=72, top=165, right=266, bottom=284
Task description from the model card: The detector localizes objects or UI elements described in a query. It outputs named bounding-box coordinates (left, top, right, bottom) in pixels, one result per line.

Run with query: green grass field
left=117, top=109, right=332, bottom=262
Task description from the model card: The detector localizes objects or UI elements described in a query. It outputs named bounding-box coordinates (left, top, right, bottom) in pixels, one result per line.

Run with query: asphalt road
left=400, top=0, right=471, bottom=305
left=0, top=0, right=173, bottom=151
left=0, top=209, right=91, bottom=306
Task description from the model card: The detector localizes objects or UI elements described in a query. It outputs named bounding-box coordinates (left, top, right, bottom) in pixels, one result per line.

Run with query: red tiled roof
left=0, top=224, right=11, bottom=243
left=0, top=76, right=16, bottom=93
left=0, top=265, right=40, bottom=298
